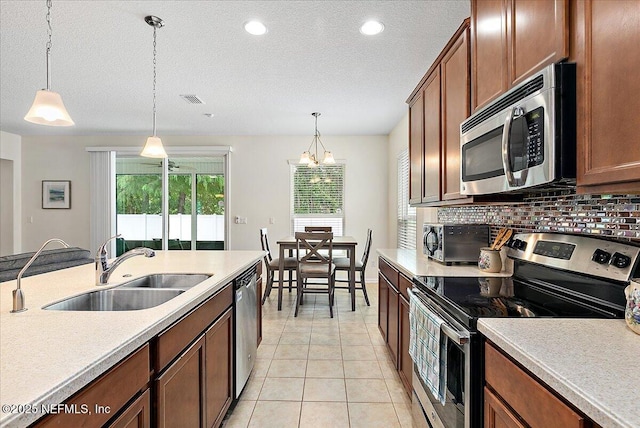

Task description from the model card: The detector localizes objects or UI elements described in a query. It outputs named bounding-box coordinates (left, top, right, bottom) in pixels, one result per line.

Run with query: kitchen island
left=378, top=248, right=638, bottom=428
left=0, top=250, right=263, bottom=428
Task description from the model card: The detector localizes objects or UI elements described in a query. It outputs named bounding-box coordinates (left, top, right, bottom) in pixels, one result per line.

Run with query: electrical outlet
left=269, top=217, right=275, bottom=224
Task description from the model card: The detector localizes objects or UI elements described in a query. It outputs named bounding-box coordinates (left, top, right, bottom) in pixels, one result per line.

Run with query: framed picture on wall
left=42, top=180, right=71, bottom=209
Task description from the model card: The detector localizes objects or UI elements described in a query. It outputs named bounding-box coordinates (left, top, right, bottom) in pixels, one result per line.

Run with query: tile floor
left=222, top=282, right=413, bottom=428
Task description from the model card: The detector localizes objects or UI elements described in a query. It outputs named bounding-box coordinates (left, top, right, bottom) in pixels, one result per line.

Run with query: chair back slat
left=361, top=229, right=373, bottom=268
left=259, top=228, right=273, bottom=263
left=295, top=232, right=333, bottom=265
left=304, top=226, right=332, bottom=232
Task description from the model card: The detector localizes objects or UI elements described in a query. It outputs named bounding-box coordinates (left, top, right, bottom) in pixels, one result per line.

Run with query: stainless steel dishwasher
left=234, top=264, right=257, bottom=398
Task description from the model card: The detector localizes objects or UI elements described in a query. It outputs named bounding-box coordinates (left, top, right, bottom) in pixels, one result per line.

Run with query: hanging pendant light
left=24, top=0, right=74, bottom=127
left=299, top=112, right=335, bottom=167
left=141, top=15, right=168, bottom=158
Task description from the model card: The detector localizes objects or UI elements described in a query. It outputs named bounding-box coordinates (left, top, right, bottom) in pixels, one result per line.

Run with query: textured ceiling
left=0, top=0, right=470, bottom=137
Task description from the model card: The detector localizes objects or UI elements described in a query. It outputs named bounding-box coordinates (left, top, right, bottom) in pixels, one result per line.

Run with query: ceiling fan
left=141, top=160, right=195, bottom=171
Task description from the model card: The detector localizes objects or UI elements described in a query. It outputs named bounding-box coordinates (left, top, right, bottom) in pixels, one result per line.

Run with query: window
left=398, top=150, right=416, bottom=249
left=290, top=163, right=345, bottom=235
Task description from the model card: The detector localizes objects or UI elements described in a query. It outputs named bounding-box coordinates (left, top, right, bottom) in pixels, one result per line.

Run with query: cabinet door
left=409, top=92, right=424, bottom=204
left=484, top=387, right=526, bottom=428
left=387, top=283, right=400, bottom=367
left=397, top=295, right=412, bottom=396
left=378, top=272, right=389, bottom=342
left=108, top=389, right=151, bottom=428
left=422, top=68, right=441, bottom=203
left=441, top=25, right=471, bottom=202
left=205, top=308, right=233, bottom=428
left=508, top=0, right=569, bottom=86
left=156, top=337, right=205, bottom=428
left=471, top=0, right=508, bottom=110
left=575, top=0, right=640, bottom=191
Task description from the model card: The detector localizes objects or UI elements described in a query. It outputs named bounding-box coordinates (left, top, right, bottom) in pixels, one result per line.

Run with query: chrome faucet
left=95, top=234, right=155, bottom=286
left=12, top=238, right=70, bottom=313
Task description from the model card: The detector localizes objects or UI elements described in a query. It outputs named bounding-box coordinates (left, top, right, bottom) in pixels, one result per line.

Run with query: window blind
left=397, top=150, right=416, bottom=249
left=290, top=164, right=345, bottom=236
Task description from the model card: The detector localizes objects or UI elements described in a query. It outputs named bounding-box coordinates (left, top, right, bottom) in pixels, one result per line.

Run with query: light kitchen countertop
left=377, top=248, right=513, bottom=278
left=378, top=248, right=638, bottom=428
left=480, top=318, right=640, bottom=428
left=0, top=250, right=264, bottom=428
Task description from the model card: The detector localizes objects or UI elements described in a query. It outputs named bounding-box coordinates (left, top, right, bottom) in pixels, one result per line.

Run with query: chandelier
left=140, top=15, right=168, bottom=158
left=299, top=112, right=335, bottom=168
left=24, top=0, right=75, bottom=127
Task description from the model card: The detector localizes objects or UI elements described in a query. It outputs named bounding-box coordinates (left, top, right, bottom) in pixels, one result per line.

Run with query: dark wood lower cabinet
left=484, top=386, right=526, bottom=428
left=156, top=336, right=205, bottom=428
left=378, top=257, right=412, bottom=398
left=378, top=272, right=389, bottom=342
left=108, top=389, right=151, bottom=428
left=387, top=283, right=399, bottom=367
left=398, top=295, right=412, bottom=395
left=205, top=309, right=233, bottom=428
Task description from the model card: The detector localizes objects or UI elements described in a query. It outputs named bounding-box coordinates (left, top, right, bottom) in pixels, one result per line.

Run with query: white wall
left=20, top=134, right=389, bottom=280
left=0, top=130, right=22, bottom=254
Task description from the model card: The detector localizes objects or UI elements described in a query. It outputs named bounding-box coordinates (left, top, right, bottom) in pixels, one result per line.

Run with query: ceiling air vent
left=179, top=94, right=205, bottom=104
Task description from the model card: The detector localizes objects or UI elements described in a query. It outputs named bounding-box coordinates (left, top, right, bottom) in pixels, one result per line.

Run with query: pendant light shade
left=141, top=15, right=168, bottom=159
left=24, top=0, right=74, bottom=127
left=24, top=89, right=74, bottom=126
left=141, top=136, right=168, bottom=158
left=299, top=112, right=335, bottom=167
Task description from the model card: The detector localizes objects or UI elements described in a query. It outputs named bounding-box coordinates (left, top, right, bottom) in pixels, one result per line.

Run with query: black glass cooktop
left=412, top=272, right=626, bottom=330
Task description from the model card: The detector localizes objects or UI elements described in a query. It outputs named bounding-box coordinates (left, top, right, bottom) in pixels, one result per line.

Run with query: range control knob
left=591, top=249, right=611, bottom=264
left=510, top=239, right=527, bottom=251
left=610, top=252, right=631, bottom=269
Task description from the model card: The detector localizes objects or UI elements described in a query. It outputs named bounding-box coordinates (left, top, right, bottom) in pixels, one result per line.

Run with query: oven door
left=409, top=288, right=472, bottom=428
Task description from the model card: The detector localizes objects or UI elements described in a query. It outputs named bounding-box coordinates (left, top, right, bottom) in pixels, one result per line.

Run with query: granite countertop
left=479, top=318, right=640, bottom=428
left=377, top=248, right=513, bottom=278
left=0, top=250, right=263, bottom=428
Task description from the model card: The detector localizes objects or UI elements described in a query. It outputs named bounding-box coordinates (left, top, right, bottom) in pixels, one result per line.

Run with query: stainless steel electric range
left=410, top=232, right=640, bottom=428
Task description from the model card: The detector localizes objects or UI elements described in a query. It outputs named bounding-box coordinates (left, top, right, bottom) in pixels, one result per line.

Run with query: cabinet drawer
left=399, top=274, right=412, bottom=300
left=155, top=283, right=232, bottom=372
left=379, top=257, right=399, bottom=290
left=36, top=344, right=150, bottom=428
left=485, top=342, right=586, bottom=428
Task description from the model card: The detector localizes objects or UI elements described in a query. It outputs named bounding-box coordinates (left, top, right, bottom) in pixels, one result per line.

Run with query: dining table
left=276, top=235, right=358, bottom=312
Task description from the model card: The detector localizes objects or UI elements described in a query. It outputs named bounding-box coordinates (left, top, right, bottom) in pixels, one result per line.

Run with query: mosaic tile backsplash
left=437, top=190, right=640, bottom=243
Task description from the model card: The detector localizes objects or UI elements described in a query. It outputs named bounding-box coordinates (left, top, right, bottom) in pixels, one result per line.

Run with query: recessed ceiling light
left=244, top=20, right=267, bottom=35
left=203, top=113, right=215, bottom=118
left=360, top=20, right=384, bottom=36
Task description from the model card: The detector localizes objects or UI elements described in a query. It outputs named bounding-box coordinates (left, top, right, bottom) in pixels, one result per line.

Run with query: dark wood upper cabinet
left=423, top=68, right=442, bottom=204
left=573, top=0, right=640, bottom=193
left=471, top=0, right=569, bottom=111
left=407, top=20, right=471, bottom=207
left=471, top=0, right=508, bottom=111
left=441, top=27, right=472, bottom=202
left=409, top=92, right=424, bottom=204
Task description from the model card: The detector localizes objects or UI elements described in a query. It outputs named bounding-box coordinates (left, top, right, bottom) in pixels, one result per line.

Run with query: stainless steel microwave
left=460, top=63, right=576, bottom=195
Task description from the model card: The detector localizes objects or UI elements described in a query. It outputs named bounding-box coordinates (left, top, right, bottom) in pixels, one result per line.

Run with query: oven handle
left=408, top=288, right=469, bottom=346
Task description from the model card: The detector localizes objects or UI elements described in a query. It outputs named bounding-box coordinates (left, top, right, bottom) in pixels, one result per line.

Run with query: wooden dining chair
left=304, top=226, right=332, bottom=232
left=334, top=229, right=372, bottom=306
left=260, top=228, right=297, bottom=305
left=294, top=231, right=336, bottom=317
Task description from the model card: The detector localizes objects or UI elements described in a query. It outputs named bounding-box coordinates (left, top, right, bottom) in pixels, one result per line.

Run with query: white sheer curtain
left=88, top=151, right=116, bottom=256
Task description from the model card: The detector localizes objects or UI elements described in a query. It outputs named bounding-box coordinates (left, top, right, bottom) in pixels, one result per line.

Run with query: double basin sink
left=43, top=274, right=211, bottom=311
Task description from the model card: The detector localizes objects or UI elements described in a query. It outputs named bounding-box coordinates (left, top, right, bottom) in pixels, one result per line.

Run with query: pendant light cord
left=45, top=0, right=52, bottom=90
left=152, top=25, right=158, bottom=136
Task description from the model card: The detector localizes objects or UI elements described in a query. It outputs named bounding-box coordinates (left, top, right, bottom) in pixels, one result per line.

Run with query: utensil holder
left=479, top=247, right=502, bottom=273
